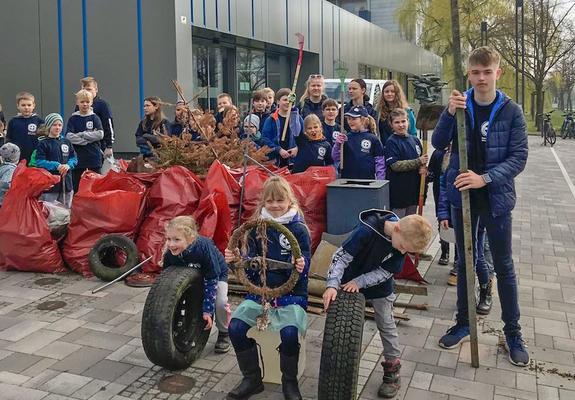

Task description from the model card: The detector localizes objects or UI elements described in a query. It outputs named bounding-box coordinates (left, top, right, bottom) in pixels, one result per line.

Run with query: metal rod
left=244, top=154, right=278, bottom=176
left=91, top=256, right=153, bottom=294
left=238, top=97, right=254, bottom=227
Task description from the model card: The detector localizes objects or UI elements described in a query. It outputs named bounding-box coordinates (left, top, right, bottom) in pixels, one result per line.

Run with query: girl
left=332, top=105, right=385, bottom=180
left=163, top=216, right=231, bottom=353
left=292, top=114, right=333, bottom=173
left=384, top=108, right=427, bottom=218
left=337, top=78, right=378, bottom=132
left=376, top=80, right=417, bottom=144
left=298, top=74, right=327, bottom=119
left=224, top=176, right=311, bottom=400
left=135, top=96, right=171, bottom=158
left=169, top=101, right=187, bottom=137
left=35, top=113, right=78, bottom=207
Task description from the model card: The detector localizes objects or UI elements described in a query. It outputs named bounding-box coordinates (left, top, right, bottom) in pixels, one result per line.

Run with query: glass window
left=267, top=53, right=291, bottom=92
left=236, top=47, right=266, bottom=114
left=192, top=44, right=231, bottom=112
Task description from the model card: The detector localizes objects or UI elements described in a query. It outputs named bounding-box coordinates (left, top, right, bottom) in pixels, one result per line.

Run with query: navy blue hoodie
left=299, top=95, right=328, bottom=119
left=321, top=120, right=340, bottom=146
left=74, top=97, right=114, bottom=149
left=35, top=136, right=78, bottom=193
left=65, top=111, right=104, bottom=169
left=293, top=134, right=333, bottom=173
left=384, top=133, right=424, bottom=209
left=6, top=114, right=44, bottom=162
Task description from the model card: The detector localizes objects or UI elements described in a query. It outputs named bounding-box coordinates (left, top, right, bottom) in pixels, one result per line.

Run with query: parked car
left=324, top=79, right=387, bottom=107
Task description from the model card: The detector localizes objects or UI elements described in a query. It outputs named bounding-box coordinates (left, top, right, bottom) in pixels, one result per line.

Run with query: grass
left=526, top=108, right=565, bottom=134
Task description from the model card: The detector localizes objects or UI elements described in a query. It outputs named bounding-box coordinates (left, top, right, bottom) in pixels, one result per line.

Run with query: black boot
left=476, top=279, right=493, bottom=315
left=280, top=347, right=302, bottom=400
left=439, top=241, right=450, bottom=265
left=227, top=343, right=264, bottom=400
left=378, top=359, right=401, bottom=398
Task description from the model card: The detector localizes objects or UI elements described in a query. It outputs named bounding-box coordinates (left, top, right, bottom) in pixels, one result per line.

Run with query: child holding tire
left=224, top=176, right=311, bottom=400
left=163, top=216, right=231, bottom=353
left=323, top=211, right=432, bottom=398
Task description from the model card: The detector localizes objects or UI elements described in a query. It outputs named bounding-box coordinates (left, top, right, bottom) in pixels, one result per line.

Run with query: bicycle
left=538, top=111, right=557, bottom=146
left=561, top=112, right=575, bottom=139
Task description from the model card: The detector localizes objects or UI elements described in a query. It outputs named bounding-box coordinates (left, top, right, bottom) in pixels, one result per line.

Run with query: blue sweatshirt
left=162, top=236, right=228, bottom=316
left=6, top=114, right=44, bottom=162
left=384, top=133, right=424, bottom=209
left=243, top=213, right=311, bottom=309
left=321, top=120, right=340, bottom=146
left=292, top=135, right=333, bottom=173
left=332, top=130, right=385, bottom=180
left=74, top=97, right=114, bottom=149
left=65, top=111, right=104, bottom=169
left=135, top=118, right=171, bottom=157
left=35, top=136, right=78, bottom=193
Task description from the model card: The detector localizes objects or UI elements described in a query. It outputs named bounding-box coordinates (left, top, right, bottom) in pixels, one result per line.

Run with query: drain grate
left=34, top=278, right=61, bottom=286
left=36, top=300, right=67, bottom=311
left=158, top=374, right=197, bottom=394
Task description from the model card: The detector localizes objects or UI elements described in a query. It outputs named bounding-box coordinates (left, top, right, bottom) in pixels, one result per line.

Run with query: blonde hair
left=398, top=214, right=433, bottom=254
left=254, top=176, right=301, bottom=218
left=262, top=87, right=275, bottom=98
left=81, top=76, right=98, bottom=88
left=165, top=215, right=198, bottom=241
left=376, top=80, right=408, bottom=121
left=299, top=75, right=325, bottom=106
left=16, top=91, right=35, bottom=104
left=468, top=46, right=501, bottom=68
left=75, top=89, right=93, bottom=102
left=304, top=114, right=322, bottom=131
left=362, top=115, right=377, bottom=134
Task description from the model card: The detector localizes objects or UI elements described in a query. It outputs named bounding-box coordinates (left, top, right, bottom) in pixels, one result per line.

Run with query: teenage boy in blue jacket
left=432, top=47, right=529, bottom=367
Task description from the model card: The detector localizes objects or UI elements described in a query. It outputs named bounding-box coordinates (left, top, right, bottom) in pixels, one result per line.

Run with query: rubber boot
left=215, top=332, right=231, bottom=353
left=227, top=343, right=264, bottom=400
left=476, top=278, right=493, bottom=315
left=378, top=359, right=401, bottom=398
left=438, top=241, right=450, bottom=265
left=280, top=347, right=302, bottom=400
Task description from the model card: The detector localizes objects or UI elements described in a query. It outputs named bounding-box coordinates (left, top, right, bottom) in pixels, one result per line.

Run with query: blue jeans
left=228, top=318, right=300, bottom=356
left=475, top=223, right=495, bottom=284
left=451, top=206, right=521, bottom=336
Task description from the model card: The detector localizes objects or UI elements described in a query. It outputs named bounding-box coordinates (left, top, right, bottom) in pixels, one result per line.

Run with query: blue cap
left=344, top=105, right=369, bottom=118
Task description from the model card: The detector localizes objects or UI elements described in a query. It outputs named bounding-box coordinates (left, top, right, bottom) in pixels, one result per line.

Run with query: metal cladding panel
left=86, top=0, right=142, bottom=153
left=204, top=0, right=217, bottom=30
left=38, top=0, right=60, bottom=117
left=265, top=0, right=287, bottom=46
left=308, top=0, right=322, bottom=54
left=286, top=0, right=305, bottom=47
left=235, top=0, right=252, bottom=39
left=192, top=0, right=204, bottom=26
left=61, top=0, right=85, bottom=115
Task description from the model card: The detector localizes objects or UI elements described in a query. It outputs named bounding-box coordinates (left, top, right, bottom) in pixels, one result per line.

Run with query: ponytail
left=364, top=116, right=377, bottom=134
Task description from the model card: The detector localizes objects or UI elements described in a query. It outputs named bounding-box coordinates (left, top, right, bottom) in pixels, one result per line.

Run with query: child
left=35, top=113, right=77, bottom=207
left=240, top=114, right=265, bottom=148
left=261, top=88, right=303, bottom=168
left=332, top=105, right=385, bottom=180
left=428, top=146, right=450, bottom=266
left=262, top=87, right=276, bottom=113
left=292, top=114, right=333, bottom=173
left=80, top=77, right=115, bottom=158
left=321, top=98, right=341, bottom=146
left=298, top=74, right=327, bottom=119
left=163, top=216, right=231, bottom=353
left=337, top=79, right=378, bottom=132
left=224, top=176, right=311, bottom=400
left=0, top=143, right=20, bottom=207
left=384, top=108, right=427, bottom=217
left=6, top=92, right=44, bottom=163
left=432, top=46, right=529, bottom=366
left=66, top=89, right=104, bottom=193
left=251, top=90, right=270, bottom=128
left=215, top=93, right=233, bottom=125
left=375, top=80, right=417, bottom=144
left=218, top=106, right=241, bottom=136
left=170, top=101, right=187, bottom=137
left=135, top=96, right=171, bottom=158
left=323, top=211, right=433, bottom=398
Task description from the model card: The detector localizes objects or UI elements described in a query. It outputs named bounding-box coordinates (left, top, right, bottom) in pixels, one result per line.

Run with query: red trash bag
left=286, top=167, right=337, bottom=252
left=194, top=191, right=232, bottom=253
left=0, top=164, right=65, bottom=272
left=202, top=161, right=241, bottom=228
left=394, top=255, right=426, bottom=283
left=62, top=170, right=147, bottom=277
left=136, top=166, right=204, bottom=273
left=240, top=166, right=290, bottom=224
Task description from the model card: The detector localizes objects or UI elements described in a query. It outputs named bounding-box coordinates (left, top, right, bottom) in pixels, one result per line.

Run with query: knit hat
left=0, top=143, right=20, bottom=164
left=44, top=113, right=63, bottom=132
left=243, top=114, right=260, bottom=130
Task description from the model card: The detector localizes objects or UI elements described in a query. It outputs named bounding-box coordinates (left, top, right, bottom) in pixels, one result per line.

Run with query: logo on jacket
left=481, top=121, right=489, bottom=142
left=61, top=144, right=69, bottom=155
left=361, top=139, right=371, bottom=152
left=28, top=124, right=37, bottom=134
left=332, top=131, right=339, bottom=141
left=279, top=234, right=292, bottom=252
left=318, top=147, right=326, bottom=159
left=86, top=121, right=94, bottom=130
left=416, top=144, right=422, bottom=156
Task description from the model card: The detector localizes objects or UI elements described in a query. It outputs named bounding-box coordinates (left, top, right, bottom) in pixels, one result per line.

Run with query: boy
left=215, top=93, right=233, bottom=125
left=323, top=211, right=433, bottom=398
left=262, top=87, right=276, bottom=113
left=80, top=77, right=114, bottom=157
left=321, top=98, right=341, bottom=146
left=6, top=92, right=44, bottom=163
left=241, top=114, right=265, bottom=148
left=432, top=46, right=529, bottom=366
left=261, top=88, right=303, bottom=168
left=35, top=113, right=77, bottom=207
left=251, top=90, right=270, bottom=127
left=0, top=143, right=20, bottom=206
left=66, top=89, right=104, bottom=193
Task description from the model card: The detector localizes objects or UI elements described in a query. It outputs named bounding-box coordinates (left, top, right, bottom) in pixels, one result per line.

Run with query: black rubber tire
left=548, top=127, right=557, bottom=146
left=141, top=266, right=210, bottom=370
left=88, top=234, right=139, bottom=282
left=318, top=291, right=366, bottom=400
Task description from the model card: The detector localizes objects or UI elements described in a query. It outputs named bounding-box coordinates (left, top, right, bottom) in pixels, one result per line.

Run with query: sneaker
left=505, top=335, right=530, bottom=367
left=449, top=266, right=457, bottom=276
left=215, top=332, right=231, bottom=354
left=447, top=274, right=458, bottom=286
left=420, top=253, right=433, bottom=261
left=438, top=253, right=449, bottom=265
left=438, top=325, right=470, bottom=349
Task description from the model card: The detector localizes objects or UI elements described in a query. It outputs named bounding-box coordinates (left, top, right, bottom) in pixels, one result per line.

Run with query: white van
left=324, top=79, right=387, bottom=107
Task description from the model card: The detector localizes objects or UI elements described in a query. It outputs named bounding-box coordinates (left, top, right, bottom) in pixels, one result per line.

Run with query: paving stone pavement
left=0, top=136, right=574, bottom=399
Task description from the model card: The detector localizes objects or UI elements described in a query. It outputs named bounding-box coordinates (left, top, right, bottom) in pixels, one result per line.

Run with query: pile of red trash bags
left=0, top=161, right=336, bottom=277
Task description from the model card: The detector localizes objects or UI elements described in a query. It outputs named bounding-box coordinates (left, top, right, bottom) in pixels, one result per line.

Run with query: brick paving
left=0, top=136, right=574, bottom=399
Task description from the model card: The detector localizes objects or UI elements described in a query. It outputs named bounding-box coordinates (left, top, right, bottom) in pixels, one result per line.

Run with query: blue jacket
left=6, top=114, right=44, bottom=162
left=135, top=118, right=171, bottom=157
left=162, top=236, right=228, bottom=316
left=243, top=213, right=311, bottom=309
left=432, top=89, right=528, bottom=217
left=321, top=120, right=340, bottom=146
left=299, top=95, right=327, bottom=119
left=337, top=100, right=378, bottom=132
left=292, top=135, right=333, bottom=173
left=377, top=108, right=417, bottom=145
left=65, top=111, right=104, bottom=169
left=261, top=108, right=303, bottom=163
left=75, top=97, right=114, bottom=149
left=35, top=136, right=78, bottom=193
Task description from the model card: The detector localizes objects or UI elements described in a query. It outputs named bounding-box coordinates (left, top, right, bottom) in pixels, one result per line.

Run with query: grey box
left=326, top=179, right=390, bottom=235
